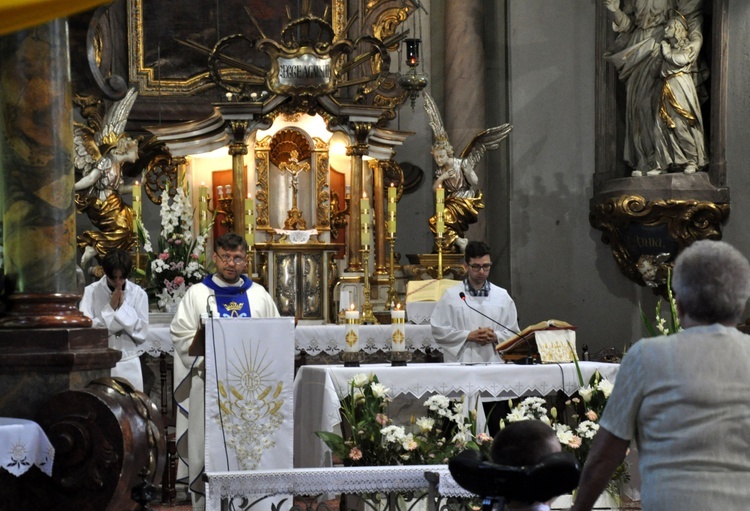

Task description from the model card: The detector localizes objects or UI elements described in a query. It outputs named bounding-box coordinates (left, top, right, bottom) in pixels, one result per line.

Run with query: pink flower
left=174, top=239, right=182, bottom=245
left=159, top=252, right=170, bottom=260
left=375, top=413, right=389, bottom=426
left=349, top=447, right=362, bottom=460
left=568, top=436, right=582, bottom=449
left=585, top=410, right=598, bottom=421
left=173, top=276, right=185, bottom=286
left=190, top=253, right=199, bottom=259
left=476, top=432, right=492, bottom=444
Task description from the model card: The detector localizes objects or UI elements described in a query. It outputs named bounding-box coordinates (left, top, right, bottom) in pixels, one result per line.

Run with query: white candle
left=391, top=307, right=406, bottom=352
left=244, top=194, right=254, bottom=247
left=345, top=307, right=360, bottom=352
left=387, top=183, right=397, bottom=235
left=199, top=183, right=208, bottom=232
left=360, top=193, right=371, bottom=247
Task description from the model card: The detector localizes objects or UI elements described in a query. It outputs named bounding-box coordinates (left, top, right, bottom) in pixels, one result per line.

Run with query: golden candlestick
left=360, top=246, right=377, bottom=324
left=436, top=235, right=444, bottom=280
left=385, top=235, right=399, bottom=309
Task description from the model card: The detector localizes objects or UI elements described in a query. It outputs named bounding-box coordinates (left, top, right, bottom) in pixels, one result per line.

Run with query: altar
left=293, top=361, right=619, bottom=468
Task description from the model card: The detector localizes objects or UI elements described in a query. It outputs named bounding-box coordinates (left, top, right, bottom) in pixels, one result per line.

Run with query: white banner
left=204, top=317, right=295, bottom=509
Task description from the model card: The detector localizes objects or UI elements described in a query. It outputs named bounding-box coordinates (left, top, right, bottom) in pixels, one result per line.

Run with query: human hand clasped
left=468, top=327, right=497, bottom=346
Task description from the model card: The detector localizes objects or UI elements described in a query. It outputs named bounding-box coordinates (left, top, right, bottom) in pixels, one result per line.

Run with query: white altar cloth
left=0, top=418, right=55, bottom=477
left=293, top=361, right=619, bottom=468
left=295, top=324, right=438, bottom=355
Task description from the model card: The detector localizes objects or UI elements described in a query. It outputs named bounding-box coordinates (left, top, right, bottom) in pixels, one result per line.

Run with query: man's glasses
left=468, top=264, right=492, bottom=272
left=217, top=254, right=246, bottom=265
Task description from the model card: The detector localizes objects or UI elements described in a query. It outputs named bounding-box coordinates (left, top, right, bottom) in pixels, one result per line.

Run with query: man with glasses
left=171, top=232, right=279, bottom=510
left=79, top=248, right=149, bottom=391
left=430, top=241, right=518, bottom=363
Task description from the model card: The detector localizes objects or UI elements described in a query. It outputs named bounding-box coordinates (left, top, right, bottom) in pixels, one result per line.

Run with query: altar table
left=293, top=361, right=619, bottom=468
left=0, top=418, right=55, bottom=477
left=144, top=319, right=441, bottom=356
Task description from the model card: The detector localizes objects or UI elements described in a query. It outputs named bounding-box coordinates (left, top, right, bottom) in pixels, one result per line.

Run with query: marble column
left=228, top=120, right=249, bottom=239
left=345, top=122, right=371, bottom=273
left=0, top=20, right=116, bottom=419
left=444, top=0, right=487, bottom=241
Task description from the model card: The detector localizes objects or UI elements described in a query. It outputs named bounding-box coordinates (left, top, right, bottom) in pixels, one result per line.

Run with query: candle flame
left=349, top=303, right=356, bottom=311
left=395, top=303, right=402, bottom=310
left=363, top=192, right=367, bottom=199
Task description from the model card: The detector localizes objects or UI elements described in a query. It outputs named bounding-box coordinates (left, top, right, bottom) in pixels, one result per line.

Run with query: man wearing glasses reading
left=430, top=240, right=518, bottom=363
left=171, top=232, right=279, bottom=510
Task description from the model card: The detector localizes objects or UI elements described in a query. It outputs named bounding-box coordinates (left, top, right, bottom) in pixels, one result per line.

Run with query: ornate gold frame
left=590, top=195, right=729, bottom=289
left=127, top=0, right=348, bottom=96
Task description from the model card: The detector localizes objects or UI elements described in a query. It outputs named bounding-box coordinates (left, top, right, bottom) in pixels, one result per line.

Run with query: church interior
left=1, top=0, right=749, bottom=509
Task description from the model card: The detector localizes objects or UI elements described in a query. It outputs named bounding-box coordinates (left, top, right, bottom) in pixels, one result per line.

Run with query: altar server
left=572, top=240, right=750, bottom=511
left=171, top=232, right=279, bottom=511
left=430, top=241, right=518, bottom=363
left=79, top=248, right=149, bottom=391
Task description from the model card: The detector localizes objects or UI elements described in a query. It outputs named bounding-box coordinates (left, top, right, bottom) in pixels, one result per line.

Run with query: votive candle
left=391, top=306, right=406, bottom=352
left=344, top=306, right=360, bottom=352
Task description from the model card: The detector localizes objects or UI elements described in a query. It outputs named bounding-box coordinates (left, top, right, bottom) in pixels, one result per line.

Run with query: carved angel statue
left=424, top=92, right=512, bottom=252
left=73, top=88, right=140, bottom=270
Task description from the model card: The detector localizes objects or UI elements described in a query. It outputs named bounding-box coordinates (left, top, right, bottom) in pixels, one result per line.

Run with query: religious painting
left=128, top=0, right=334, bottom=96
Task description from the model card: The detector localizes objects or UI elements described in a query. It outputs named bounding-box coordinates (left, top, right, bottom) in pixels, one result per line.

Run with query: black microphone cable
left=459, top=292, right=536, bottom=364
left=205, top=293, right=231, bottom=471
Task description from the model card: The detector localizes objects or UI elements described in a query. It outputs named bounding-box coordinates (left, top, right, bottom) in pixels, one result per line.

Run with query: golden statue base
left=340, top=351, right=365, bottom=367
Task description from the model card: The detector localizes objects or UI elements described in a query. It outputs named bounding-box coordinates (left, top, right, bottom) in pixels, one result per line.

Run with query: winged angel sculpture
left=424, top=92, right=512, bottom=252
left=73, top=88, right=140, bottom=270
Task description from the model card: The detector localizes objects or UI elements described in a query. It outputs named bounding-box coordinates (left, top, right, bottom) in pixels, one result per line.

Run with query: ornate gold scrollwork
left=590, top=194, right=730, bottom=290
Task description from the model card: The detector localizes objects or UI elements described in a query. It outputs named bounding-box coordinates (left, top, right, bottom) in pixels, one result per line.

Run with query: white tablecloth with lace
left=295, top=324, right=438, bottom=355
left=205, top=465, right=469, bottom=509
left=0, top=418, right=55, bottom=477
left=142, top=321, right=440, bottom=357
left=293, top=361, right=619, bottom=468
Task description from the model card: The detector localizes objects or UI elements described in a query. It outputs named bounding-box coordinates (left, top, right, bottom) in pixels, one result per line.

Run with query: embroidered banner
left=204, top=317, right=295, bottom=510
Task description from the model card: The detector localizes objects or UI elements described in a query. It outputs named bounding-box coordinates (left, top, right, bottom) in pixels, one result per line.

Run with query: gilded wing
left=459, top=124, right=512, bottom=172
left=73, top=123, right=101, bottom=175
left=95, top=87, right=139, bottom=147
left=423, top=91, right=447, bottom=142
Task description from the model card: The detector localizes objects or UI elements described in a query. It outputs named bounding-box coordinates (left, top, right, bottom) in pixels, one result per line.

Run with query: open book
left=405, top=279, right=461, bottom=302
left=495, top=319, right=577, bottom=363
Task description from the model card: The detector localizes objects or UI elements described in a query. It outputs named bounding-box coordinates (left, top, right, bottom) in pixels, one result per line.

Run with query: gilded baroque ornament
left=590, top=194, right=729, bottom=290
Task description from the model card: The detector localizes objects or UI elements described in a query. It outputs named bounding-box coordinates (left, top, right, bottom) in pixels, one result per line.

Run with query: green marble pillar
left=0, top=19, right=88, bottom=327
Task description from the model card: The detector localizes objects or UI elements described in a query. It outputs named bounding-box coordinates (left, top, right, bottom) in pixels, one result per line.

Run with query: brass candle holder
left=385, top=234, right=399, bottom=309
left=437, top=234, right=444, bottom=280
left=360, top=246, right=377, bottom=325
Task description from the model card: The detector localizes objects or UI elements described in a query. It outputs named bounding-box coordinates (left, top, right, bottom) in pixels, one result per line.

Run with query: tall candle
left=132, top=180, right=142, bottom=231
left=435, top=185, right=444, bottom=238
left=199, top=183, right=208, bottom=232
left=391, top=306, right=406, bottom=352
left=344, top=307, right=360, bottom=352
left=244, top=194, right=254, bottom=247
left=360, top=193, right=371, bottom=247
left=387, top=183, right=397, bottom=235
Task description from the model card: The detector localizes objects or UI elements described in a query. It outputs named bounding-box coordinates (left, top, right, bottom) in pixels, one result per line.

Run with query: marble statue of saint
left=73, top=88, right=140, bottom=270
left=653, top=13, right=707, bottom=174
left=603, top=0, right=705, bottom=177
left=424, top=92, right=512, bottom=252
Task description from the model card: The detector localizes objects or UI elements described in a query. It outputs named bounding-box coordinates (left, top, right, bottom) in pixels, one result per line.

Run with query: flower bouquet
left=136, top=180, right=212, bottom=312
left=502, top=371, right=629, bottom=499
left=315, top=373, right=489, bottom=467
left=641, top=269, right=682, bottom=336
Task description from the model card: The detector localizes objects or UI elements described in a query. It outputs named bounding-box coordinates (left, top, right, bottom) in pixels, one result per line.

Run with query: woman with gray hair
left=571, top=240, right=750, bottom=511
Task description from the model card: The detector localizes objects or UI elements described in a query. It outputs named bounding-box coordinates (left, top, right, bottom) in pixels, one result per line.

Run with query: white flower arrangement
left=136, top=180, right=212, bottom=311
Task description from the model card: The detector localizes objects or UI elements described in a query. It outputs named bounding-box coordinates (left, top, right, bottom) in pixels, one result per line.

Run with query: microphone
left=459, top=292, right=536, bottom=364
left=459, top=292, right=518, bottom=336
